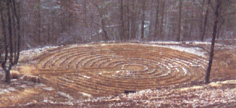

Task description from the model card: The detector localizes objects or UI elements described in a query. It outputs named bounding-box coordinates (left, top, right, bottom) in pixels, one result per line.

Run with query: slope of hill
left=1, top=41, right=236, bottom=108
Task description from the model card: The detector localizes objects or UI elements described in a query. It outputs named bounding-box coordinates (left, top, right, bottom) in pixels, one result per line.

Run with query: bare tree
left=159, top=0, right=165, bottom=37
left=91, top=0, right=109, bottom=41
left=37, top=0, right=41, bottom=45
left=177, top=0, right=183, bottom=41
left=140, top=0, right=146, bottom=39
left=205, top=0, right=220, bottom=83
left=119, top=0, right=125, bottom=40
left=201, top=0, right=210, bottom=41
left=0, top=0, right=21, bottom=82
left=154, top=0, right=159, bottom=39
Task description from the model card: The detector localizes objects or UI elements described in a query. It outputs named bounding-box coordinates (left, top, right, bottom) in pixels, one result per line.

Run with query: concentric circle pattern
left=35, top=43, right=207, bottom=97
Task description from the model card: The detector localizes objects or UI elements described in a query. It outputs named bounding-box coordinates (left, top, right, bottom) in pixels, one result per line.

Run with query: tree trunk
left=1, top=9, right=8, bottom=69
left=160, top=0, right=165, bottom=37
left=2, top=0, right=14, bottom=83
left=120, top=0, right=125, bottom=40
left=12, top=0, right=21, bottom=65
left=205, top=0, right=220, bottom=84
left=130, top=0, right=136, bottom=39
left=201, top=0, right=210, bottom=41
left=5, top=70, right=11, bottom=83
left=154, top=0, right=159, bottom=38
left=7, top=0, right=13, bottom=65
left=141, top=0, right=145, bottom=39
left=177, top=0, right=183, bottom=41
left=216, top=20, right=224, bottom=39
left=188, top=19, right=193, bottom=40
left=48, top=23, right=50, bottom=44
left=1, top=0, right=21, bottom=83
left=37, top=0, right=41, bottom=45
left=101, top=19, right=109, bottom=40
left=126, top=0, right=130, bottom=40
left=83, top=0, right=87, bottom=27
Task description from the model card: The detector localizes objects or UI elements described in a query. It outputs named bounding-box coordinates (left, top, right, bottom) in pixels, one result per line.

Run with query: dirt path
left=1, top=42, right=236, bottom=107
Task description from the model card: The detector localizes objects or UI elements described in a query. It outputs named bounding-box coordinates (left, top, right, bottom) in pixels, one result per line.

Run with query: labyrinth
left=31, top=43, right=208, bottom=97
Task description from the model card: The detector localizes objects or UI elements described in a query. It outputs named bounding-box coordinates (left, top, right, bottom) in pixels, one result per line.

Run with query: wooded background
left=1, top=0, right=236, bottom=49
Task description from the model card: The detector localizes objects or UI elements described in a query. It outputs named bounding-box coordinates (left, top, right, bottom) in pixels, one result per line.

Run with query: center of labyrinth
left=122, top=64, right=147, bottom=72
left=26, top=43, right=208, bottom=97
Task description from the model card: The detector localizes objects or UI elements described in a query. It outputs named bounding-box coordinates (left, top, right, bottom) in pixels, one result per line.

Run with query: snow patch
left=80, top=92, right=92, bottom=98
left=43, top=87, right=54, bottom=91
left=209, top=82, right=222, bottom=87
left=101, top=43, right=107, bottom=46
left=157, top=45, right=206, bottom=57
left=158, top=63, right=171, bottom=77
left=83, top=75, right=91, bottom=79
left=219, top=80, right=236, bottom=84
left=20, top=84, right=27, bottom=88
left=36, top=83, right=46, bottom=87
left=20, top=46, right=59, bottom=61
left=149, top=41, right=182, bottom=44
left=179, top=86, right=204, bottom=91
left=8, top=87, right=16, bottom=92
left=149, top=41, right=211, bottom=45
left=0, top=87, right=16, bottom=95
left=175, top=68, right=180, bottom=72
left=182, top=67, right=188, bottom=75
left=0, top=89, right=9, bottom=94
left=98, top=29, right=103, bottom=33
left=57, top=91, right=74, bottom=100
left=209, top=80, right=236, bottom=87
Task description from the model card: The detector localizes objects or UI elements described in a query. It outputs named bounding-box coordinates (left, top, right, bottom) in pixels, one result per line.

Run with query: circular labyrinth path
left=34, top=43, right=208, bottom=97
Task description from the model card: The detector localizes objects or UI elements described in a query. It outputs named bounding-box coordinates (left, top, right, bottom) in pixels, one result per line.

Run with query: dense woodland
left=0, top=0, right=236, bottom=82
left=1, top=0, right=236, bottom=49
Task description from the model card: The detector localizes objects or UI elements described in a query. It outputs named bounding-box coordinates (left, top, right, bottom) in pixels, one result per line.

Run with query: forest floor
left=1, top=41, right=236, bottom=108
